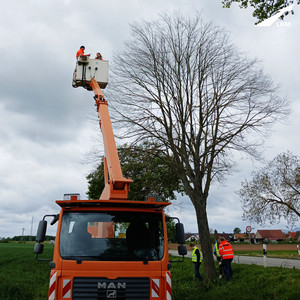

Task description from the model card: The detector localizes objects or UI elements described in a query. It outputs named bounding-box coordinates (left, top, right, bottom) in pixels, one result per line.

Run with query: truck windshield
left=59, top=211, right=165, bottom=261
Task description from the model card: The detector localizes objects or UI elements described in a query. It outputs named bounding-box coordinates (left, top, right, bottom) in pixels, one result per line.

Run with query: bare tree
left=239, top=152, right=300, bottom=227
left=108, top=13, right=289, bottom=281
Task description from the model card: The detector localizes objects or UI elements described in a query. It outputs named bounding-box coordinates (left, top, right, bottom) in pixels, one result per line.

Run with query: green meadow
left=0, top=243, right=300, bottom=300
left=0, top=243, right=52, bottom=300
left=171, top=255, right=300, bottom=300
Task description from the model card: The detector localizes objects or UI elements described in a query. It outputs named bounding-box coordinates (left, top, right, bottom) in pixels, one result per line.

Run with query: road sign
left=246, top=226, right=252, bottom=233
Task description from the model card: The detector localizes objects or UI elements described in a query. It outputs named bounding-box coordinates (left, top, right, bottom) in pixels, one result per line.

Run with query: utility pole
left=30, top=216, right=33, bottom=241
left=21, top=228, right=25, bottom=241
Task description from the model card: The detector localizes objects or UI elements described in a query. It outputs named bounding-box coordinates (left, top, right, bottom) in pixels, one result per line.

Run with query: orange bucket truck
left=34, top=55, right=187, bottom=300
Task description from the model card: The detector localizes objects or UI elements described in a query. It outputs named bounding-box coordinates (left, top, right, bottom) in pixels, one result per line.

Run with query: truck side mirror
left=34, top=214, right=57, bottom=262
left=34, top=242, right=44, bottom=255
left=178, top=244, right=187, bottom=256
left=168, top=218, right=186, bottom=263
left=50, top=214, right=59, bottom=226
left=175, top=223, right=185, bottom=245
left=36, top=220, right=47, bottom=243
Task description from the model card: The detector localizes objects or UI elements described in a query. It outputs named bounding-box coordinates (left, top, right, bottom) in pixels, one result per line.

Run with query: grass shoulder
left=235, top=250, right=300, bottom=260
left=170, top=255, right=300, bottom=299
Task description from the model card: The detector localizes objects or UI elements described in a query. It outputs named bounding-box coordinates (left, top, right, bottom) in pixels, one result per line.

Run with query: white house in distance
left=185, top=233, right=199, bottom=242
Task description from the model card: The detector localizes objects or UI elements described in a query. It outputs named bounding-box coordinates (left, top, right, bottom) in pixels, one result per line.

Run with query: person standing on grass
left=190, top=243, right=203, bottom=281
left=218, top=237, right=234, bottom=281
left=213, top=238, right=223, bottom=278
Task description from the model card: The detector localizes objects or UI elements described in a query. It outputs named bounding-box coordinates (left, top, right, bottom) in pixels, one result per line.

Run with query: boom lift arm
left=73, top=56, right=131, bottom=200
left=89, top=78, right=132, bottom=200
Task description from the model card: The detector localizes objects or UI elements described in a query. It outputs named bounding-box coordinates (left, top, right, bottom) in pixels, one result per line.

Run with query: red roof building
left=255, top=229, right=286, bottom=242
left=234, top=233, right=255, bottom=242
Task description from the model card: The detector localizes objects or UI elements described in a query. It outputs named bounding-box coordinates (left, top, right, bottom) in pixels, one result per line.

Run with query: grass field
left=171, top=256, right=300, bottom=300
left=1, top=243, right=300, bottom=299
left=234, top=250, right=300, bottom=259
left=0, top=243, right=53, bottom=300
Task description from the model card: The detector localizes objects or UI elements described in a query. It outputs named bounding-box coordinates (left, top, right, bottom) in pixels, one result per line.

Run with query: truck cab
left=35, top=195, right=186, bottom=300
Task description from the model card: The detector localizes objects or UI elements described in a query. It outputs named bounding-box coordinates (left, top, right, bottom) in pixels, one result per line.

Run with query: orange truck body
left=35, top=56, right=185, bottom=299
left=47, top=197, right=173, bottom=300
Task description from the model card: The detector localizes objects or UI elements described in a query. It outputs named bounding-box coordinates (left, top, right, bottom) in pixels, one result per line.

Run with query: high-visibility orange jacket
left=76, top=48, right=85, bottom=59
left=219, top=240, right=234, bottom=260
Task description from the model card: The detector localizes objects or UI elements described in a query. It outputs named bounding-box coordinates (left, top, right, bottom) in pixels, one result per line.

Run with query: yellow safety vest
left=192, top=246, right=203, bottom=262
left=214, top=242, right=220, bottom=257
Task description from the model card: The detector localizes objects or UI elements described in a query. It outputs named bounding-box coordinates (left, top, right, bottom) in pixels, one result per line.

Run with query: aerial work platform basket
left=72, top=56, right=109, bottom=89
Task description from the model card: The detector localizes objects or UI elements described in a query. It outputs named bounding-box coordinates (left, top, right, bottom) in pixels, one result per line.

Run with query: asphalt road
left=169, top=250, right=300, bottom=269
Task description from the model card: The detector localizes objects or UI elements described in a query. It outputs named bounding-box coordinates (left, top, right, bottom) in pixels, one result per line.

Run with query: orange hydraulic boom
left=89, top=78, right=131, bottom=200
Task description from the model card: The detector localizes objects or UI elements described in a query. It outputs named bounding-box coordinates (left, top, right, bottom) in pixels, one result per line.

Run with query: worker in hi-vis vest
left=213, top=239, right=223, bottom=278
left=76, top=45, right=90, bottom=60
left=218, top=237, right=234, bottom=281
left=190, top=243, right=203, bottom=281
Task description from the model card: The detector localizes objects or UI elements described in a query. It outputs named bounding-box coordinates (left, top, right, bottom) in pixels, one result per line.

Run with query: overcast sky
left=0, top=0, right=299, bottom=238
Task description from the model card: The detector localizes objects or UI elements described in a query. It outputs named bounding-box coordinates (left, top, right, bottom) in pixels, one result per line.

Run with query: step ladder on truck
left=34, top=54, right=187, bottom=300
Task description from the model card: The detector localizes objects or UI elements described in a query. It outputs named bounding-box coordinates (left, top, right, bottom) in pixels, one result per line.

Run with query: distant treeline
left=0, top=235, right=55, bottom=243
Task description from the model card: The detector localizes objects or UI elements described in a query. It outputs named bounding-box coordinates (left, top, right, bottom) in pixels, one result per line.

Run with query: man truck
left=34, top=55, right=187, bottom=300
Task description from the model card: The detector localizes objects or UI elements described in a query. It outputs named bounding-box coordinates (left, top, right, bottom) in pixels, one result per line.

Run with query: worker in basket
left=76, top=45, right=90, bottom=60
left=95, top=52, right=103, bottom=60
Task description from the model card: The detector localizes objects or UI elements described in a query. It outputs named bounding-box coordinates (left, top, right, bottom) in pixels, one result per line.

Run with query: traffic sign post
left=246, top=226, right=252, bottom=253
left=263, top=244, right=267, bottom=267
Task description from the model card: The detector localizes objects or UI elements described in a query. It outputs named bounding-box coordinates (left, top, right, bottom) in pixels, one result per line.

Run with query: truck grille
left=73, top=277, right=150, bottom=300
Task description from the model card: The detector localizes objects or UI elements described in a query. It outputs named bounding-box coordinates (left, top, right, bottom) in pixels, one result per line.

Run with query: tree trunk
left=192, top=195, right=216, bottom=282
